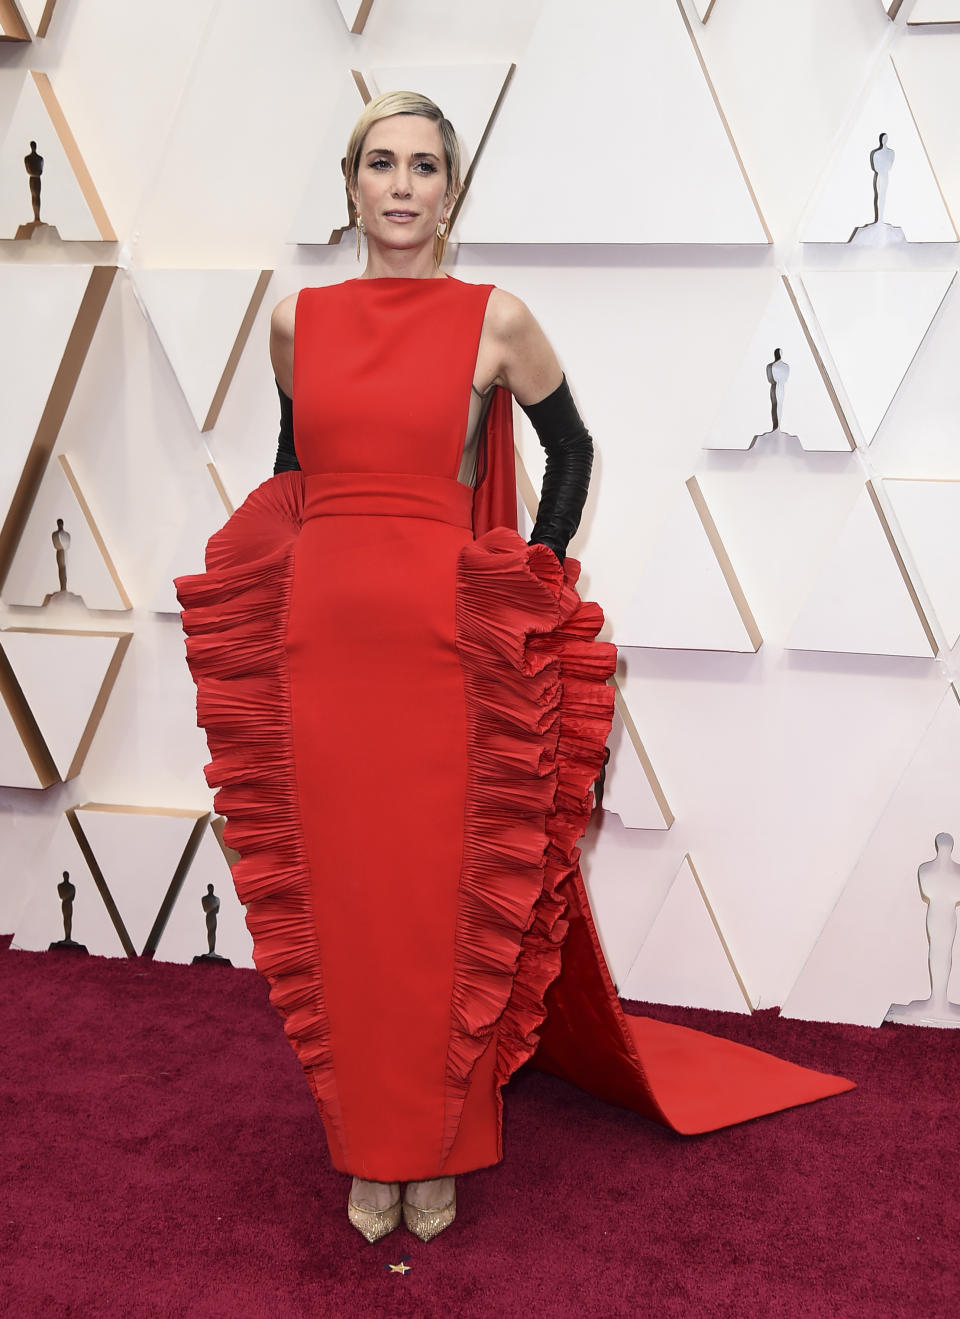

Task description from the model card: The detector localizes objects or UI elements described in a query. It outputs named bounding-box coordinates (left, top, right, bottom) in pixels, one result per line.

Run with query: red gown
left=176, top=276, right=852, bottom=1183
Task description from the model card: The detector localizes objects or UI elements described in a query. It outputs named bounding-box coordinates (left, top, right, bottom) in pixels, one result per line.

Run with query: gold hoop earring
left=434, top=217, right=450, bottom=267
left=355, top=216, right=364, bottom=262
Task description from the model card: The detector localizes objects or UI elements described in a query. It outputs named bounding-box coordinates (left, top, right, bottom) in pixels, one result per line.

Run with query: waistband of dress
left=302, top=472, right=474, bottom=529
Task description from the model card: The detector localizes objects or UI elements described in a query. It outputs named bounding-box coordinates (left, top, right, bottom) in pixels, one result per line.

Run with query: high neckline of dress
left=351, top=275, right=455, bottom=285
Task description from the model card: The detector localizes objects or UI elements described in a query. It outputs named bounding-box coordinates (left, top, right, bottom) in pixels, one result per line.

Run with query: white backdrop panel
left=783, top=687, right=960, bottom=1026
left=884, top=479, right=960, bottom=650
left=3, top=455, right=129, bottom=610
left=13, top=813, right=128, bottom=957
left=620, top=854, right=752, bottom=1013
left=802, top=57, right=956, bottom=244
left=801, top=270, right=955, bottom=445
left=456, top=0, right=768, bottom=243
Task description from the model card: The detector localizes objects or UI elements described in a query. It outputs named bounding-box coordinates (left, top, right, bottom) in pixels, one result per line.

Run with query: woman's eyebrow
left=364, top=148, right=441, bottom=161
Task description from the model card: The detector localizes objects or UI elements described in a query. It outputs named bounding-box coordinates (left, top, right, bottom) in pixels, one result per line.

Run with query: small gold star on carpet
left=386, top=1259, right=411, bottom=1274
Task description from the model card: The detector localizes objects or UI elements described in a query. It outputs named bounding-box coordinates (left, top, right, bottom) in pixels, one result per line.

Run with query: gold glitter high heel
left=347, top=1186, right=402, bottom=1243
left=402, top=1186, right=456, bottom=1242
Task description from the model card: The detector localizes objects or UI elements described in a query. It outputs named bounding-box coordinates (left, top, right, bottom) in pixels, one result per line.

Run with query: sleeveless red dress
left=176, top=277, right=852, bottom=1182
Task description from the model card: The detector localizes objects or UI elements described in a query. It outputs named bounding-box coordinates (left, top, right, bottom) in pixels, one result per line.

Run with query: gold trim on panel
left=781, top=274, right=856, bottom=451
left=449, top=64, right=517, bottom=230
left=865, top=480, right=938, bottom=656
left=66, top=806, right=136, bottom=956
left=33, top=0, right=57, bottom=37
left=0, top=645, right=58, bottom=787
left=77, top=801, right=209, bottom=819
left=612, top=680, right=675, bottom=828
left=686, top=476, right=763, bottom=651
left=58, top=454, right=132, bottom=609
left=206, top=463, right=235, bottom=516
left=2, top=628, right=133, bottom=780
left=0, top=0, right=30, bottom=40
left=353, top=68, right=372, bottom=103
left=31, top=72, right=116, bottom=240
left=142, top=813, right=211, bottom=956
left=891, top=56, right=960, bottom=240
left=201, top=269, right=273, bottom=432
left=674, top=0, right=772, bottom=244
left=346, top=0, right=374, bottom=34
left=0, top=265, right=117, bottom=590
left=685, top=852, right=754, bottom=1011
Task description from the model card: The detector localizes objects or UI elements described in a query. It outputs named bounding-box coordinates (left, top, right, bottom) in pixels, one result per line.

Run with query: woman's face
left=351, top=113, right=454, bottom=257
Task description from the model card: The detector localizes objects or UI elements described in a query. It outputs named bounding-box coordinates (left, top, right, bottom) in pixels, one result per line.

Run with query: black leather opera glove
left=520, top=376, right=593, bottom=563
left=273, top=379, right=300, bottom=474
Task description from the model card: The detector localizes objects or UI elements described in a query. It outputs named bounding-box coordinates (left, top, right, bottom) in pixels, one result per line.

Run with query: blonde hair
left=344, top=90, right=462, bottom=264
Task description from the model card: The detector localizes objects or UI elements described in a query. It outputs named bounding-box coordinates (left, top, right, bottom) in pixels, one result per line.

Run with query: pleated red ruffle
left=177, top=481, right=616, bottom=1164
left=445, top=529, right=616, bottom=1159
left=175, top=473, right=346, bottom=1147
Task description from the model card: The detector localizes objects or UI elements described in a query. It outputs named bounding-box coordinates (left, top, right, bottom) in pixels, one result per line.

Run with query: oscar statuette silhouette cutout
left=887, top=833, right=960, bottom=1027
left=42, top=518, right=83, bottom=607
left=851, top=132, right=906, bottom=247
left=751, top=348, right=800, bottom=447
left=192, top=883, right=232, bottom=965
left=16, top=141, right=60, bottom=242
left=48, top=870, right=88, bottom=953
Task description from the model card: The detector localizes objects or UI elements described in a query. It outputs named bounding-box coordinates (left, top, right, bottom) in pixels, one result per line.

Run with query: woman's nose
left=391, top=169, right=412, bottom=196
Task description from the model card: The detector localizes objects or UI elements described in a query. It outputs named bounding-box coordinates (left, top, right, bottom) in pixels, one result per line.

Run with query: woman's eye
left=414, top=162, right=437, bottom=174
left=370, top=159, right=390, bottom=169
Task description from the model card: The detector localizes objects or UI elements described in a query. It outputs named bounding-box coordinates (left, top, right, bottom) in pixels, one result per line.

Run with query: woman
left=177, top=91, right=852, bottom=1247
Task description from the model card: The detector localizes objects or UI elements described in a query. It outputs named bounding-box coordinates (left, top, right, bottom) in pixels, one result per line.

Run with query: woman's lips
left=384, top=211, right=417, bottom=222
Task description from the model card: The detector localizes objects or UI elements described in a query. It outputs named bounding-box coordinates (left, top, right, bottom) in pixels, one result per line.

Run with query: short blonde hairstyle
left=345, top=90, right=462, bottom=204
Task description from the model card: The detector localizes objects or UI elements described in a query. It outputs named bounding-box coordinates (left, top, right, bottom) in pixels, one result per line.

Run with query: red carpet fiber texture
left=3, top=935, right=958, bottom=1319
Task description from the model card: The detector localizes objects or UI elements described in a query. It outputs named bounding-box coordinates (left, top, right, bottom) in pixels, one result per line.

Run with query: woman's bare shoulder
left=271, top=292, right=298, bottom=343
left=485, top=286, right=537, bottom=342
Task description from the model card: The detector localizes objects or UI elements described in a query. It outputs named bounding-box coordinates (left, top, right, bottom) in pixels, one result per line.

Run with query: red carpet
left=3, top=937, right=956, bottom=1318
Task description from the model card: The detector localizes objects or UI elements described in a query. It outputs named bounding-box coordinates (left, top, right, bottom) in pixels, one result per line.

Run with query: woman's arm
left=270, top=294, right=296, bottom=397
left=484, top=290, right=594, bottom=563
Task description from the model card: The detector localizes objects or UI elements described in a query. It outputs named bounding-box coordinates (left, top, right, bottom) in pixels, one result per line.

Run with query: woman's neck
left=359, top=242, right=445, bottom=280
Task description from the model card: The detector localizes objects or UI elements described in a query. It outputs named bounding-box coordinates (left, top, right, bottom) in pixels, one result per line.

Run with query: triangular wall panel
left=803, top=57, right=956, bottom=243
left=884, top=479, right=960, bottom=650
left=72, top=804, right=209, bottom=956
left=17, top=0, right=58, bottom=38
left=335, top=0, right=374, bottom=34
left=3, top=454, right=130, bottom=609
left=787, top=484, right=936, bottom=658
left=620, top=854, right=753, bottom=1012
left=0, top=2, right=30, bottom=40
left=12, top=813, right=129, bottom=957
left=908, top=1, right=960, bottom=23
left=131, top=269, right=272, bottom=432
left=600, top=686, right=673, bottom=830
left=0, top=677, right=53, bottom=788
left=0, top=71, right=114, bottom=239
left=0, top=265, right=116, bottom=588
left=288, top=73, right=367, bottom=244
left=801, top=270, right=954, bottom=444
left=455, top=0, right=769, bottom=243
left=0, top=629, right=131, bottom=781
left=705, top=276, right=852, bottom=452
left=153, top=821, right=255, bottom=968
left=613, top=477, right=762, bottom=652
left=783, top=686, right=960, bottom=1026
